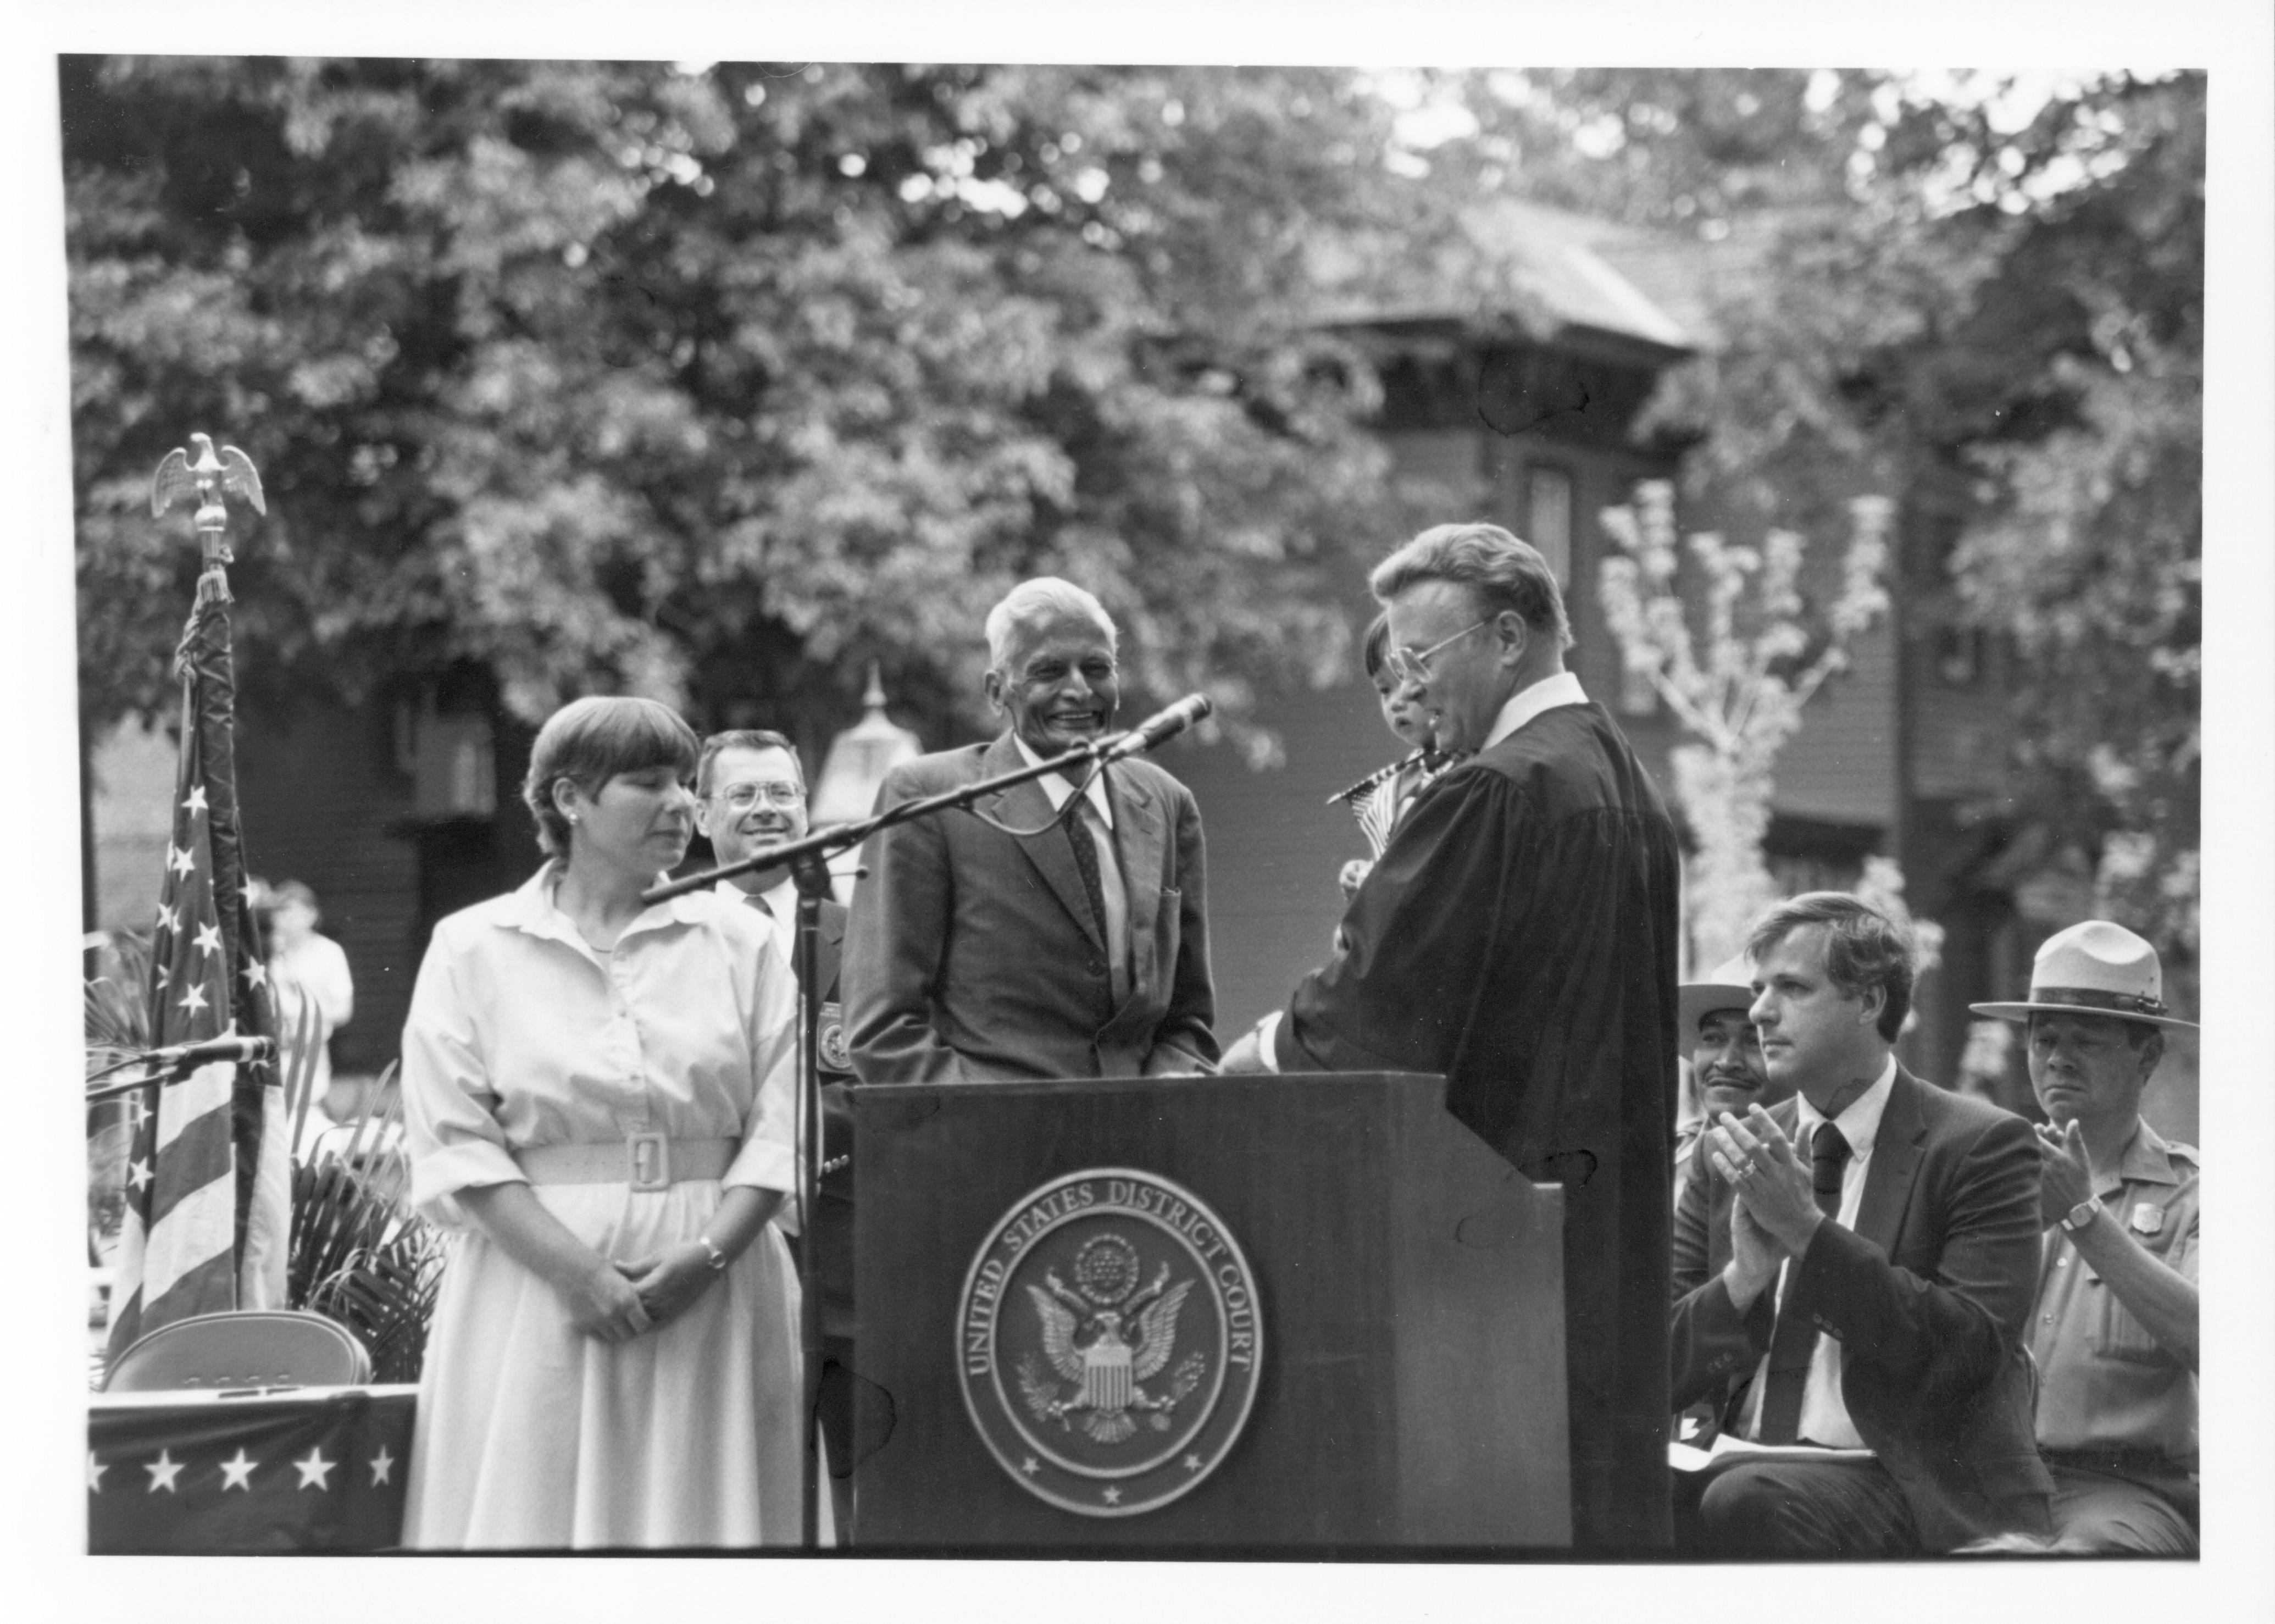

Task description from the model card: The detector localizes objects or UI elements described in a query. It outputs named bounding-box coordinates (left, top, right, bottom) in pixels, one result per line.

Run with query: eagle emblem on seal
left=1016, top=1234, right=1207, bottom=1444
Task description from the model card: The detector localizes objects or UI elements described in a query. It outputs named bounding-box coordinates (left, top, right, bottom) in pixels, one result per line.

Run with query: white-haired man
left=1973, top=919, right=2199, bottom=1554
left=844, top=577, right=1218, bottom=1083
left=1221, top=521, right=1683, bottom=1554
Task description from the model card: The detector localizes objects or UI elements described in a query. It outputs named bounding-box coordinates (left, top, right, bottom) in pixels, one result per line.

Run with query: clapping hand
left=1706, top=1105, right=1824, bottom=1257
left=2033, top=1118, right=2096, bottom=1229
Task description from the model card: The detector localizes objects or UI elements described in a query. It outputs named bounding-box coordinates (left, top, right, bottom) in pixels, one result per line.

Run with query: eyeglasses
left=709, top=781, right=805, bottom=812
left=1383, top=619, right=1492, bottom=687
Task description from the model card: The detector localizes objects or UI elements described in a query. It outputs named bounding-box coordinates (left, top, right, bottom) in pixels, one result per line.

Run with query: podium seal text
left=955, top=1168, right=1262, bottom=1516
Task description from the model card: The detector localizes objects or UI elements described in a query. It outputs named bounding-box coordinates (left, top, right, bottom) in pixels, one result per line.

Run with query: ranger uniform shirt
left=2029, top=1119, right=2199, bottom=1467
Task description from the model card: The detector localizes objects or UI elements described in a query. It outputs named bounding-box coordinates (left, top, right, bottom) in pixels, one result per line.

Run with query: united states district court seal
left=956, top=1168, right=1263, bottom=1516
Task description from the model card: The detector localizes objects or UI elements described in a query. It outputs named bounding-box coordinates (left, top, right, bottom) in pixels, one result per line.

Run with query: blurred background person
left=399, top=696, right=817, bottom=1549
left=1328, top=611, right=1455, bottom=903
left=255, top=878, right=353, bottom=1139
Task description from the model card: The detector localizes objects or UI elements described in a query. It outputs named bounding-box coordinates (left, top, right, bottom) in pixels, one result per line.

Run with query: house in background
left=82, top=197, right=2187, bottom=1137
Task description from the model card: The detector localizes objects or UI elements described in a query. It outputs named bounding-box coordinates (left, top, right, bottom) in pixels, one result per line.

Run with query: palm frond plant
left=84, top=933, right=153, bottom=1267
left=285, top=1057, right=447, bottom=1383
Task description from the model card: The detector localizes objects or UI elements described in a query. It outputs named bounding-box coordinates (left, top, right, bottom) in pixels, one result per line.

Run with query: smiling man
left=1219, top=520, right=1683, bottom=1554
left=1670, top=956, right=1790, bottom=1283
left=842, top=577, right=1217, bottom=1084
left=1673, top=892, right=2051, bottom=1556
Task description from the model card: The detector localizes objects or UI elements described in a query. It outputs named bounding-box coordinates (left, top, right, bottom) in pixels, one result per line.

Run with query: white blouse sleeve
left=722, top=930, right=801, bottom=1201
left=401, top=923, right=526, bottom=1225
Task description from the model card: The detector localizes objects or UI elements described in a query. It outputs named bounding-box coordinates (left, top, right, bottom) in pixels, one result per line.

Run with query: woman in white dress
left=399, top=695, right=820, bottom=1548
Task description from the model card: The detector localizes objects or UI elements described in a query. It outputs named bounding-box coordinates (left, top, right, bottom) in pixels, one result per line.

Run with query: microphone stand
left=642, top=729, right=1138, bottom=1549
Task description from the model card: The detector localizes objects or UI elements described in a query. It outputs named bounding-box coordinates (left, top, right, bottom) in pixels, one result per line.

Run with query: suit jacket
left=844, top=731, right=1218, bottom=1084
left=1669, top=1067, right=2054, bottom=1551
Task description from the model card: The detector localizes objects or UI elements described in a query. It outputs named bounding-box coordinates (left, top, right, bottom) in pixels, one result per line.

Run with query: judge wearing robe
left=1223, top=522, right=1684, bottom=1553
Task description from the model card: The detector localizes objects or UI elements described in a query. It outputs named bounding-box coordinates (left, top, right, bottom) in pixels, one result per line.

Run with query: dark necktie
left=1755, top=1122, right=1854, bottom=1445
left=1064, top=807, right=1110, bottom=938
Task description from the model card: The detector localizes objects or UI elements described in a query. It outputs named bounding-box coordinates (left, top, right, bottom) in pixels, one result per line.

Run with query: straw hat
left=1677, top=956, right=1756, bottom=1040
left=1969, top=920, right=2197, bottom=1032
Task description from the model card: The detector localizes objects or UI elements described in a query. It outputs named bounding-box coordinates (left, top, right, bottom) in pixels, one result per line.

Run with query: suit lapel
left=975, top=731, right=1105, bottom=954
left=1107, top=766, right=1166, bottom=990
left=812, top=900, right=847, bottom=1002
left=1853, top=1067, right=1928, bottom=1251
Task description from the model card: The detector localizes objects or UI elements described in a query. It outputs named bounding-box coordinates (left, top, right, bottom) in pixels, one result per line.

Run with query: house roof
left=1309, top=196, right=1702, bottom=363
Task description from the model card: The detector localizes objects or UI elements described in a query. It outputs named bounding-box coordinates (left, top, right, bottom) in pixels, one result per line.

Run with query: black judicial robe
left=1272, top=699, right=1682, bottom=1552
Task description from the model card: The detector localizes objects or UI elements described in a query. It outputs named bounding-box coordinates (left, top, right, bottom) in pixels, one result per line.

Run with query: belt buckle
left=626, top=1130, right=670, bottom=1192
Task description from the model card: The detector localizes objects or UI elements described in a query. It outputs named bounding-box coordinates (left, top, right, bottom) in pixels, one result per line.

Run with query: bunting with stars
left=104, top=577, right=289, bottom=1364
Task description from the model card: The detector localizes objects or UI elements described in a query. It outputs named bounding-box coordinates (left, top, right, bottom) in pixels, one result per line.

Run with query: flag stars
left=182, top=785, right=208, bottom=816
left=243, top=960, right=268, bottom=990
left=1101, top=1486, right=1122, bottom=1505
left=293, top=1447, right=336, bottom=1491
left=126, top=1158, right=152, bottom=1194
left=193, top=922, right=223, bottom=960
left=368, top=1446, right=394, bottom=1487
left=1182, top=1453, right=1203, bottom=1472
left=178, top=983, right=210, bottom=1017
left=87, top=1453, right=107, bottom=1493
left=1020, top=1456, right=1040, bottom=1476
left=154, top=902, right=179, bottom=934
left=167, top=844, right=196, bottom=879
left=144, top=1450, right=185, bottom=1493
left=219, top=1449, right=257, bottom=1492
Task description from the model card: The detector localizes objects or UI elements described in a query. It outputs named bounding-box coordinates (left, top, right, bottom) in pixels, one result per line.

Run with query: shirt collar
left=1483, top=670, right=1588, bottom=751
left=1013, top=733, right=1114, bottom=828
left=2112, top=1117, right=2183, bottom=1190
left=1794, top=1052, right=1898, bottom=1159
left=502, top=859, right=708, bottom=947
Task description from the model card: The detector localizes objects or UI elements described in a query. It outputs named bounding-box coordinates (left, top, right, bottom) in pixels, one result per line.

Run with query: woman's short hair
left=1746, top=891, right=1917, bottom=1043
left=1361, top=611, right=1392, bottom=680
left=520, top=696, right=700, bottom=857
left=984, top=577, right=1117, bottom=672
left=1368, top=522, right=1574, bottom=650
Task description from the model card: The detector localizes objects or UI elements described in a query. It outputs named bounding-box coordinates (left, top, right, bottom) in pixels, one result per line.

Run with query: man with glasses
left=693, top=728, right=864, bottom=1526
left=844, top=576, right=1218, bottom=1085
left=1222, top=521, right=1683, bottom=1554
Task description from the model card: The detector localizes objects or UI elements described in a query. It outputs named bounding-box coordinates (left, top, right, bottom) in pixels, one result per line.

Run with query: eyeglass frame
left=706, top=780, right=807, bottom=812
left=1383, top=618, right=1495, bottom=688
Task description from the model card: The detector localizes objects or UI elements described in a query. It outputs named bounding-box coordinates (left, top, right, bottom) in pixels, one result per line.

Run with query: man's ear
left=982, top=667, right=1006, bottom=715
left=1495, top=611, right=1530, bottom=669
left=1856, top=982, right=1888, bottom=1034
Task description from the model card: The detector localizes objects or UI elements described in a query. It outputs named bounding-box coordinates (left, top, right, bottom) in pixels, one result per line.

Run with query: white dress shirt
left=1013, top=734, right=1129, bottom=998
left=1740, top=1053, right=1899, bottom=1448
left=1250, top=670, right=1589, bottom=1071
left=716, top=876, right=798, bottom=966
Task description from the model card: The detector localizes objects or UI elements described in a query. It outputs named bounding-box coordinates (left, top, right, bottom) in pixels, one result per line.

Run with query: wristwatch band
left=2060, top=1198, right=2100, bottom=1234
left=696, top=1233, right=730, bottom=1271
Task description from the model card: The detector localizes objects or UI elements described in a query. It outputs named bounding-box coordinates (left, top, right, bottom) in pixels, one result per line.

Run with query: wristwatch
left=2059, top=1199, right=2100, bottom=1234
left=696, top=1233, right=731, bottom=1271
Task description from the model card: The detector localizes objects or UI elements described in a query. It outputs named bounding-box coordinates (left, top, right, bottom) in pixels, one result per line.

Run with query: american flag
left=104, top=583, right=291, bottom=1364
left=1327, top=748, right=1458, bottom=858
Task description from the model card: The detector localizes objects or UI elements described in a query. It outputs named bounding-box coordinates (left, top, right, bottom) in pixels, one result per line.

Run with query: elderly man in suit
left=844, top=577, right=1218, bottom=1084
left=694, top=728, right=864, bottom=1524
left=1675, top=891, right=2051, bottom=1555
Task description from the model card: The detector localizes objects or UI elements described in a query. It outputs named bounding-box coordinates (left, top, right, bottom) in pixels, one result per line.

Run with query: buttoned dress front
left=399, top=865, right=818, bottom=1549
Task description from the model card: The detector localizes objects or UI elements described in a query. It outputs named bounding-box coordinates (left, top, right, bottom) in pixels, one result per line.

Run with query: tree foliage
left=1430, top=68, right=2204, bottom=957
left=65, top=59, right=1439, bottom=761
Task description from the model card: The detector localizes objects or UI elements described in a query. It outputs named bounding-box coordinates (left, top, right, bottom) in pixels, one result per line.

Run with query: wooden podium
left=846, top=1071, right=1570, bottom=1551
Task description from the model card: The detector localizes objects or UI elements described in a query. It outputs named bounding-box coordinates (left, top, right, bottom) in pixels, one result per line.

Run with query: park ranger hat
left=1969, top=919, right=2197, bottom=1032
left=1677, top=956, right=1756, bottom=1040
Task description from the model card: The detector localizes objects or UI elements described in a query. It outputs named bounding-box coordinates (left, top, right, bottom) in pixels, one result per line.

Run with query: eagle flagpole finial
left=151, top=431, right=265, bottom=575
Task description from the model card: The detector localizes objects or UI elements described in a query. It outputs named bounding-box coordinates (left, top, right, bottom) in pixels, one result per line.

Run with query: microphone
left=1100, top=694, right=1214, bottom=762
left=147, top=1035, right=275, bottom=1071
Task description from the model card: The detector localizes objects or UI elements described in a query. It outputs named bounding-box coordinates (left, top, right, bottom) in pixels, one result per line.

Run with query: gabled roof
left=1308, top=196, right=1702, bottom=365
